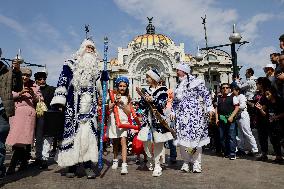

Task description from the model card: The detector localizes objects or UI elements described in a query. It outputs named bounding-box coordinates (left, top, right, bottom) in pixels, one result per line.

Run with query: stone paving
left=1, top=148, right=283, bottom=189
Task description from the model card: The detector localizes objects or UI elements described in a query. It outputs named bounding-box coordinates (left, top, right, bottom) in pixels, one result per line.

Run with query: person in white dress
left=108, top=76, right=131, bottom=174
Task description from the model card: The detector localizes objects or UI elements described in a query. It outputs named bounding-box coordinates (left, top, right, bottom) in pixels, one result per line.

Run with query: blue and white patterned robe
left=172, top=75, right=214, bottom=148
left=50, top=60, right=100, bottom=167
left=137, top=86, right=173, bottom=143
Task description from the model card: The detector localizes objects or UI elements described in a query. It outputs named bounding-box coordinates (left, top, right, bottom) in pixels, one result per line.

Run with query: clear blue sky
left=1, top=0, right=283, bottom=86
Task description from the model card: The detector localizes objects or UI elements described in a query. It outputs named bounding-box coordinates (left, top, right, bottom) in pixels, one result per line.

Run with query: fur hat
left=176, top=62, right=190, bottom=74
left=146, top=69, right=160, bottom=82
left=21, top=67, right=32, bottom=75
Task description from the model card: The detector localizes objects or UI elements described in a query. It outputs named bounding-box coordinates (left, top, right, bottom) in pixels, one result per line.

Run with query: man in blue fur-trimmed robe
left=51, top=38, right=102, bottom=179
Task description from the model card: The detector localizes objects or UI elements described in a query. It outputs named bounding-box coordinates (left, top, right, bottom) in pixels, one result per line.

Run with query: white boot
left=121, top=163, right=128, bottom=175
left=112, top=159, right=119, bottom=170
left=192, top=163, right=202, bottom=173
left=152, top=165, right=162, bottom=177
left=180, top=163, right=190, bottom=173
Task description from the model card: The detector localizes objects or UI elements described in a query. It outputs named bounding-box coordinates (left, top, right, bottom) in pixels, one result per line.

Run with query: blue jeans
left=0, top=113, right=10, bottom=169
left=219, top=121, right=237, bottom=156
left=168, top=139, right=177, bottom=159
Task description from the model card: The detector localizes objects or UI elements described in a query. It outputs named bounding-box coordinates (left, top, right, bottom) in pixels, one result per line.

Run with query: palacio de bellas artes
left=103, top=18, right=234, bottom=100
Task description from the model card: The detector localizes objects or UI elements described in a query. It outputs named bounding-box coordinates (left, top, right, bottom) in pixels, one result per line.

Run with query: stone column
left=129, top=77, right=133, bottom=98
left=219, top=72, right=229, bottom=84
left=228, top=73, right=233, bottom=83
left=132, top=78, right=139, bottom=100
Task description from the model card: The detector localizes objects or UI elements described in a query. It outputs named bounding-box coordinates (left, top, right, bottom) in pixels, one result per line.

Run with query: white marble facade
left=99, top=19, right=234, bottom=100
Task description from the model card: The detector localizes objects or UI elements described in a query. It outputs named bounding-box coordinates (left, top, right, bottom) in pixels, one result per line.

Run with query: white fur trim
left=206, top=106, right=215, bottom=113
left=137, top=127, right=173, bottom=143
left=174, top=137, right=210, bottom=148
left=188, top=78, right=204, bottom=90
left=50, top=96, right=66, bottom=106
left=56, top=121, right=98, bottom=167
left=54, top=86, right=67, bottom=95
left=153, top=131, right=173, bottom=143
left=146, top=70, right=160, bottom=82
left=137, top=127, right=150, bottom=142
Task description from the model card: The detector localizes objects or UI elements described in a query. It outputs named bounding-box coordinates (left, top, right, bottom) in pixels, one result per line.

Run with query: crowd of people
left=0, top=34, right=283, bottom=180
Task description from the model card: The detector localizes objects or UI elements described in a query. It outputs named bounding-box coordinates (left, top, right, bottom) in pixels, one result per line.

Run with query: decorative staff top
left=85, top=24, right=90, bottom=39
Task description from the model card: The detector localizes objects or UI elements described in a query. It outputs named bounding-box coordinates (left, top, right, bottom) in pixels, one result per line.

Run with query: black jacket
left=40, top=85, right=56, bottom=110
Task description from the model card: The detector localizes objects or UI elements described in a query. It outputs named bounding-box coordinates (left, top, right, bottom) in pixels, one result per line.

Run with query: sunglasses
left=37, top=78, right=46, bottom=81
left=222, top=87, right=230, bottom=89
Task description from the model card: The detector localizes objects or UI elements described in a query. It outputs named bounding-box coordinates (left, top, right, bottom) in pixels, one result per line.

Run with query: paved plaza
left=1, top=148, right=283, bottom=189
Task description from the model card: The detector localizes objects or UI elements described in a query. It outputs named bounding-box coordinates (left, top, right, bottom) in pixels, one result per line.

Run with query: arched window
left=204, top=54, right=218, bottom=62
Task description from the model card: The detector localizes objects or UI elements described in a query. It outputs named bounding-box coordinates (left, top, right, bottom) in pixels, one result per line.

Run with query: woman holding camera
left=6, top=67, right=43, bottom=174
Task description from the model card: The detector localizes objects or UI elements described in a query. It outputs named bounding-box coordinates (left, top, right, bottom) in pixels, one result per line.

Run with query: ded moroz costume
left=50, top=38, right=101, bottom=179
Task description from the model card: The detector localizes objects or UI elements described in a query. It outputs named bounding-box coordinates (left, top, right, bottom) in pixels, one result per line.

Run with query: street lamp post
left=201, top=15, right=212, bottom=90
left=229, top=24, right=243, bottom=76
left=197, top=24, right=249, bottom=77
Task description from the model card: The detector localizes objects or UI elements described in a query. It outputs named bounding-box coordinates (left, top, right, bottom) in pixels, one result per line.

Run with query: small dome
left=128, top=17, right=174, bottom=49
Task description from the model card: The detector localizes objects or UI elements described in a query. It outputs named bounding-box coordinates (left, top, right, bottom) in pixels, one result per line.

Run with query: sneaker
left=148, top=162, right=154, bottom=171
left=170, top=157, right=177, bottom=164
left=66, top=172, right=76, bottom=178
left=85, top=168, right=96, bottom=179
left=272, top=158, right=283, bottom=164
left=121, top=163, right=128, bottom=175
left=229, top=155, right=236, bottom=160
left=66, top=166, right=76, bottom=178
left=192, top=163, right=202, bottom=173
left=39, top=160, right=48, bottom=170
left=135, top=158, right=140, bottom=165
left=256, top=155, right=268, bottom=162
left=236, top=150, right=246, bottom=157
left=247, top=151, right=258, bottom=157
left=180, top=163, right=189, bottom=173
left=111, top=159, right=119, bottom=170
left=152, top=166, right=162, bottom=177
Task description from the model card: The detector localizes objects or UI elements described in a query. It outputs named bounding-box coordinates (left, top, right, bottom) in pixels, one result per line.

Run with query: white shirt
left=237, top=76, right=257, bottom=100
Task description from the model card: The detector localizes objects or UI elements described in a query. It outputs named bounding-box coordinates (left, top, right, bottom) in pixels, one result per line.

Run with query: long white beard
left=72, top=53, right=99, bottom=90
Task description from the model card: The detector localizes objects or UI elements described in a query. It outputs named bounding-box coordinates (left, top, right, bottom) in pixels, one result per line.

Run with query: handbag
left=132, top=134, right=144, bottom=155
left=36, top=99, right=48, bottom=117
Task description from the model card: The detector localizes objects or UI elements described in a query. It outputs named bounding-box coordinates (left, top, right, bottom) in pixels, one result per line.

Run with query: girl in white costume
left=108, top=76, right=131, bottom=174
left=137, top=69, right=173, bottom=177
